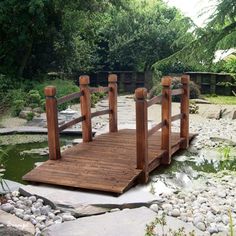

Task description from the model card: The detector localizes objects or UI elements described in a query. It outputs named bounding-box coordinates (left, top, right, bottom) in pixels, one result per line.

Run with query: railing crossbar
left=171, top=113, right=183, bottom=122
left=147, top=95, right=162, bottom=107
left=59, top=116, right=85, bottom=132
left=148, top=121, right=165, bottom=137
left=57, top=91, right=83, bottom=105
left=171, top=88, right=184, bottom=96
left=91, top=109, right=110, bottom=118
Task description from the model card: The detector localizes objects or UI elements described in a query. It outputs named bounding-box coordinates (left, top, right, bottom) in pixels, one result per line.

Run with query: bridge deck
left=23, top=129, right=194, bottom=194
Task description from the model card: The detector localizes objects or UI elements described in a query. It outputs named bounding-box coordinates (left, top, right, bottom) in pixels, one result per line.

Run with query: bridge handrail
left=135, top=75, right=190, bottom=183
left=44, top=74, right=118, bottom=160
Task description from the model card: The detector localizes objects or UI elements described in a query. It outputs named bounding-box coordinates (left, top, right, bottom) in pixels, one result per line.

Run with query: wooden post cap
left=135, top=88, right=147, bottom=99
left=162, top=76, right=172, bottom=86
left=79, top=75, right=90, bottom=85
left=108, top=74, right=117, bottom=83
left=44, top=86, right=56, bottom=96
left=181, top=74, right=190, bottom=84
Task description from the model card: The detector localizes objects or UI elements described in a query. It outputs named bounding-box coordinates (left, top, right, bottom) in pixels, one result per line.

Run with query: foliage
left=11, top=100, right=25, bottom=117
left=204, top=95, right=236, bottom=105
left=171, top=78, right=201, bottom=102
left=0, top=148, right=7, bottom=187
left=26, top=112, right=35, bottom=122
left=145, top=214, right=195, bottom=236
left=153, top=0, right=236, bottom=71
left=189, top=101, right=199, bottom=114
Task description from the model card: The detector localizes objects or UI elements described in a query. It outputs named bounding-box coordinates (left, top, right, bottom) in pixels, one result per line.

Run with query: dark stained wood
left=147, top=95, right=162, bottom=107
left=90, top=87, right=110, bottom=94
left=161, top=76, right=172, bottom=164
left=135, top=88, right=149, bottom=183
left=108, top=74, right=118, bottom=132
left=59, top=116, right=85, bottom=132
left=79, top=76, right=92, bottom=142
left=171, top=113, right=183, bottom=122
left=57, top=91, right=83, bottom=105
left=23, top=129, right=195, bottom=194
left=171, top=88, right=184, bottom=96
left=180, top=75, right=190, bottom=148
left=91, top=109, right=110, bottom=118
left=148, top=121, right=165, bottom=137
left=44, top=86, right=61, bottom=160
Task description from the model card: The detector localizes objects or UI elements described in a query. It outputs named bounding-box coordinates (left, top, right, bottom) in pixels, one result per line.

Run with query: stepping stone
left=0, top=209, right=35, bottom=236
left=20, top=185, right=158, bottom=216
left=43, top=207, right=202, bottom=236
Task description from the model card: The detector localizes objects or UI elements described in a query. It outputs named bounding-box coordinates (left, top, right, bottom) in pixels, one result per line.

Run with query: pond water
left=1, top=135, right=236, bottom=185
left=0, top=136, right=74, bottom=184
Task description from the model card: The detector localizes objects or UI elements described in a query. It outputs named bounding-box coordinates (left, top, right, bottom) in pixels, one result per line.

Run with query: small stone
left=34, top=202, right=42, bottom=209
left=61, top=213, right=76, bottom=221
left=37, top=198, right=44, bottom=203
left=48, top=212, right=55, bottom=219
left=29, top=196, right=37, bottom=202
left=53, top=215, right=62, bottom=224
left=12, top=197, right=19, bottom=202
left=46, top=220, right=54, bottom=227
left=218, top=191, right=226, bottom=198
left=11, top=191, right=20, bottom=197
left=36, top=215, right=47, bottom=222
left=222, top=214, right=229, bottom=225
left=150, top=204, right=159, bottom=213
left=162, top=203, right=172, bottom=211
left=171, top=209, right=180, bottom=217
left=1, top=203, right=14, bottom=213
left=30, top=218, right=37, bottom=225
left=24, top=199, right=33, bottom=207
left=207, top=223, right=219, bottom=234
left=40, top=205, right=51, bottom=215
left=196, top=222, right=206, bottom=231
left=23, top=215, right=31, bottom=221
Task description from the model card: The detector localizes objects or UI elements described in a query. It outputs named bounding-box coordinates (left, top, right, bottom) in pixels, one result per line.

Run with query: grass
left=204, top=95, right=236, bottom=105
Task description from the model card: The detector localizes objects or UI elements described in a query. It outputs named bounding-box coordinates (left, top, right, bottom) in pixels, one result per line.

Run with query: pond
left=1, top=134, right=236, bottom=185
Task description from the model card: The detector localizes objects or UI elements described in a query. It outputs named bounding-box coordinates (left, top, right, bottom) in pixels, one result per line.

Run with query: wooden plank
left=57, top=91, right=83, bottom=105
left=147, top=95, right=162, bottom=107
left=108, top=74, right=118, bottom=132
left=44, top=86, right=61, bottom=160
left=135, top=88, right=149, bottom=183
left=59, top=116, right=85, bottom=132
left=171, top=88, right=183, bottom=96
left=23, top=129, right=196, bottom=194
left=89, top=87, right=110, bottom=94
left=91, top=109, right=110, bottom=118
left=79, top=76, right=92, bottom=142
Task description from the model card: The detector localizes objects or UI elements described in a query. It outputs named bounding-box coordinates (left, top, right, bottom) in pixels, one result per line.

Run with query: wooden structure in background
left=23, top=74, right=194, bottom=194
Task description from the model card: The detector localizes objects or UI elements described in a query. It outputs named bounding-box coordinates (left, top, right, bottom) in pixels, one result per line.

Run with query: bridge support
left=44, top=86, right=61, bottom=160
left=135, top=88, right=149, bottom=183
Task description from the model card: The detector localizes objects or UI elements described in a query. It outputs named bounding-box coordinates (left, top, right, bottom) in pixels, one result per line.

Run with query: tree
left=152, top=0, right=236, bottom=70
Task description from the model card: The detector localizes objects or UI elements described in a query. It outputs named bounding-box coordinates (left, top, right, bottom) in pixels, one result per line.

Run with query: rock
left=23, top=215, right=31, bottom=221
left=221, top=109, right=236, bottom=120
left=40, top=205, right=51, bottom=215
left=29, top=196, right=37, bottom=203
left=20, top=184, right=158, bottom=217
left=0, top=209, right=35, bottom=235
left=1, top=203, right=14, bottom=213
left=48, top=212, right=55, bottom=219
left=43, top=207, right=203, bottom=236
left=149, top=204, right=159, bottom=212
left=36, top=215, right=47, bottom=222
left=162, top=203, right=172, bottom=211
left=19, top=110, right=33, bottom=119
left=221, top=214, right=229, bottom=225
left=171, top=208, right=180, bottom=217
left=33, top=107, right=43, bottom=114
left=192, top=99, right=211, bottom=104
left=207, top=111, right=221, bottom=120
left=61, top=213, right=76, bottom=221
left=196, top=222, right=206, bottom=231
left=207, top=223, right=219, bottom=234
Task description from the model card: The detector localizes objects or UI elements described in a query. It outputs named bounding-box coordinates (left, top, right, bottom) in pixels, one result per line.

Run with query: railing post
left=108, top=74, right=118, bottom=132
left=161, top=76, right=172, bottom=164
left=135, top=88, right=149, bottom=183
left=79, top=75, right=92, bottom=142
left=180, top=75, right=190, bottom=149
left=44, top=86, right=61, bottom=160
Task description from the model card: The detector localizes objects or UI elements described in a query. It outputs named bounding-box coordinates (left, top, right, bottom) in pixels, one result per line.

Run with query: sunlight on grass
left=204, top=95, right=236, bottom=105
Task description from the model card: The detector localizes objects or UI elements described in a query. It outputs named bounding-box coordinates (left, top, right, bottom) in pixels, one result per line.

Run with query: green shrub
left=27, top=90, right=41, bottom=105
left=172, top=77, right=200, bottom=102
left=26, top=112, right=35, bottom=121
left=11, top=100, right=25, bottom=116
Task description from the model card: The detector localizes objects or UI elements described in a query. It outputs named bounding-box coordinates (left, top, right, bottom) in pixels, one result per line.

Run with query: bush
left=11, top=100, right=25, bottom=116
left=171, top=77, right=200, bottom=102
left=26, top=112, right=35, bottom=121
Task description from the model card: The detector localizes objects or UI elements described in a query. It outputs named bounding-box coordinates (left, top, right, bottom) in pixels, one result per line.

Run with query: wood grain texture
left=180, top=75, right=190, bottom=148
left=23, top=129, right=194, bottom=194
left=147, top=95, right=162, bottom=107
left=57, top=91, right=83, bottom=105
left=79, top=76, right=92, bottom=142
left=44, top=86, right=61, bottom=160
left=108, top=74, right=118, bottom=132
left=161, top=77, right=172, bottom=164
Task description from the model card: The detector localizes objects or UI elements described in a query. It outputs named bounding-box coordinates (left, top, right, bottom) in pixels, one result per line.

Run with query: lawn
left=204, top=95, right=236, bottom=105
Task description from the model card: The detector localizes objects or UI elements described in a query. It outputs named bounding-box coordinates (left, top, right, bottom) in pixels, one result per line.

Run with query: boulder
left=0, top=209, right=35, bottom=235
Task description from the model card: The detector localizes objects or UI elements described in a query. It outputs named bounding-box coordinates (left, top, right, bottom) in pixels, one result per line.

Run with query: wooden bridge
left=23, top=74, right=194, bottom=194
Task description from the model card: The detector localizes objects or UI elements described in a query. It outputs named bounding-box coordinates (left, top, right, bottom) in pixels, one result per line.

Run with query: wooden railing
left=135, top=75, right=190, bottom=183
left=44, top=74, right=118, bottom=160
